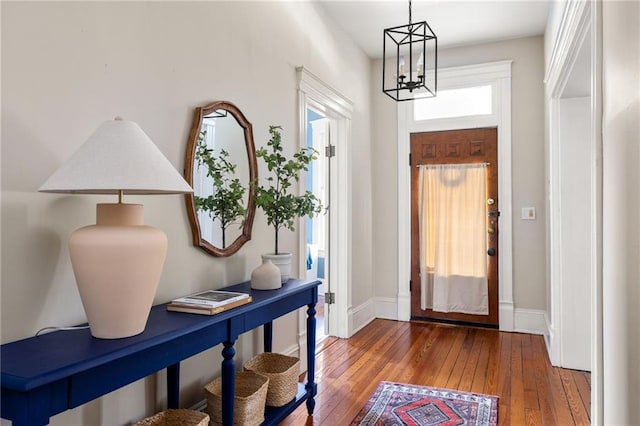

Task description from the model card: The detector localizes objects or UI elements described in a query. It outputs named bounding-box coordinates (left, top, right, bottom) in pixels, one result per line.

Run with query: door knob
left=488, top=227, right=495, bottom=234
left=487, top=248, right=496, bottom=256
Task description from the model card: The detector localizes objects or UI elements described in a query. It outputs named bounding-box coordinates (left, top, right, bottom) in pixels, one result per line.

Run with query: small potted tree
left=194, top=131, right=246, bottom=249
left=254, top=125, right=322, bottom=285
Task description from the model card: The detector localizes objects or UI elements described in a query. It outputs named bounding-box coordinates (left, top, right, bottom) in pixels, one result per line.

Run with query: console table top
left=1, top=279, right=319, bottom=392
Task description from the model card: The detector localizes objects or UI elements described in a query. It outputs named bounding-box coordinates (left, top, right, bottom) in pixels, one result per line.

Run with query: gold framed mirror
left=184, top=101, right=257, bottom=256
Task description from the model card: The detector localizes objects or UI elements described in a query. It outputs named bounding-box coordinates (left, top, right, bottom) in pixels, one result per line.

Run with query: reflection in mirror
left=185, top=101, right=257, bottom=257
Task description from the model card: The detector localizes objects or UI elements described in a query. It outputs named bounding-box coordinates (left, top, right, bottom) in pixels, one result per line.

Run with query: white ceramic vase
left=261, top=253, right=292, bottom=284
left=251, top=259, right=281, bottom=290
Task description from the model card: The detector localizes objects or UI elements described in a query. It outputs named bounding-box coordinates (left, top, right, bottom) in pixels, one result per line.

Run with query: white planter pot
left=261, top=253, right=292, bottom=284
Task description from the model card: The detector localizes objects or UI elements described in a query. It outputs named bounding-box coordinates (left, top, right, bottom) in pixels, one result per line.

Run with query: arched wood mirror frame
left=184, top=101, right=257, bottom=257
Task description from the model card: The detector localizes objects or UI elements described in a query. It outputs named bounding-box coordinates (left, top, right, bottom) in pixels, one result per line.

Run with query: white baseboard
left=513, top=308, right=547, bottom=335
left=371, top=297, right=545, bottom=336
left=349, top=298, right=376, bottom=336
left=499, top=300, right=515, bottom=331
left=545, top=312, right=560, bottom=366
left=375, top=297, right=398, bottom=320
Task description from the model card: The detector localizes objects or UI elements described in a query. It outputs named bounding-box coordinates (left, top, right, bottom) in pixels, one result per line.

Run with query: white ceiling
left=317, top=0, right=550, bottom=59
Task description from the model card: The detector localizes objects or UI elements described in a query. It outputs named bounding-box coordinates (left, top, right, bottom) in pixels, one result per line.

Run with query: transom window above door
left=413, top=85, right=493, bottom=121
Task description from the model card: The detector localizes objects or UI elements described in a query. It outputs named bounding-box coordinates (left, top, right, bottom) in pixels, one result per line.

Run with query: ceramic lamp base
left=69, top=203, right=167, bottom=339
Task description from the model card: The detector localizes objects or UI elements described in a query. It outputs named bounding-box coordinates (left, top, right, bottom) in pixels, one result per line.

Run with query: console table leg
left=167, top=363, right=180, bottom=409
left=264, top=321, right=273, bottom=352
left=221, top=341, right=236, bottom=426
left=305, top=302, right=317, bottom=415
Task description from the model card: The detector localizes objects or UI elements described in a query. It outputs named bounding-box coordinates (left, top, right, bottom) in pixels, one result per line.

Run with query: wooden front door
left=410, top=127, right=499, bottom=327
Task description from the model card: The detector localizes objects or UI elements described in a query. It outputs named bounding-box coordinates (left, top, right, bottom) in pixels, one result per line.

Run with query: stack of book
left=167, top=290, right=252, bottom=315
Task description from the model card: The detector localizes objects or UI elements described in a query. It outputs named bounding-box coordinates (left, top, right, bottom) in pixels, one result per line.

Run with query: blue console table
left=1, top=279, right=320, bottom=426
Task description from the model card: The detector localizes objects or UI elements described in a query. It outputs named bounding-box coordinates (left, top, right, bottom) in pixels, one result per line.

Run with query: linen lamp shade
left=39, top=118, right=192, bottom=338
left=39, top=118, right=192, bottom=195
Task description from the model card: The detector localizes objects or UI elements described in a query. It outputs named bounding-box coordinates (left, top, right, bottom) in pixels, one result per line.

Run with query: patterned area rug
left=350, top=381, right=499, bottom=426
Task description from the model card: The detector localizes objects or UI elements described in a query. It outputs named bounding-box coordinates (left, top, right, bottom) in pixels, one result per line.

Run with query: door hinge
left=409, top=279, right=412, bottom=292
left=324, top=292, right=335, bottom=304
left=409, top=153, right=412, bottom=166
left=325, top=144, right=336, bottom=158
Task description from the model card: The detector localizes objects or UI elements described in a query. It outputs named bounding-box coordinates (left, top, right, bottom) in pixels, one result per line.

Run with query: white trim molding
left=397, top=60, right=514, bottom=331
left=297, top=67, right=353, bottom=339
left=350, top=299, right=376, bottom=336
left=374, top=297, right=399, bottom=321
left=513, top=309, right=547, bottom=335
left=545, top=0, right=592, bottom=87
left=544, top=1, right=602, bottom=422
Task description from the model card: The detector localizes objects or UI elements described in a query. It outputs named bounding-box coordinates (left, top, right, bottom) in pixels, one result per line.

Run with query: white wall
left=602, top=1, right=640, bottom=423
left=558, top=96, right=591, bottom=371
left=371, top=36, right=547, bottom=312
left=0, top=2, right=371, bottom=424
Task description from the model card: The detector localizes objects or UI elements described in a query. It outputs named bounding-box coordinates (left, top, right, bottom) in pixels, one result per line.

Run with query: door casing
left=297, top=67, right=353, bottom=345
left=397, top=60, right=515, bottom=331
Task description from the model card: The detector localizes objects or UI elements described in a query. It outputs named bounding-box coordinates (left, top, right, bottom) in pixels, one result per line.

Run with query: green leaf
left=194, top=131, right=247, bottom=248
left=254, top=125, right=323, bottom=253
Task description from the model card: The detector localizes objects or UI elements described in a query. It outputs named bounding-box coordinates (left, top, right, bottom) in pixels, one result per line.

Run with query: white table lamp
left=39, top=117, right=193, bottom=339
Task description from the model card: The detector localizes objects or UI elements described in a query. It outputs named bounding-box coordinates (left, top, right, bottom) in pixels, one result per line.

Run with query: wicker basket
left=243, top=353, right=300, bottom=407
left=134, top=409, right=209, bottom=426
left=205, top=372, right=269, bottom=426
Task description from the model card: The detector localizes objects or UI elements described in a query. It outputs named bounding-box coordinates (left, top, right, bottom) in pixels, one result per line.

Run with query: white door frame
left=296, top=67, right=353, bottom=341
left=396, top=61, right=515, bottom=330
left=544, top=0, right=602, bottom=422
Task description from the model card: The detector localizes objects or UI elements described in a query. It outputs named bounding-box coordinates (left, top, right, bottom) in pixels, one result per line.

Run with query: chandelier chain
left=409, top=0, right=412, bottom=25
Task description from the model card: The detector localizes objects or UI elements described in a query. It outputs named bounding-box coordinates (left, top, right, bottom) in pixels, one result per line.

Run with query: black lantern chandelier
left=383, top=0, right=437, bottom=102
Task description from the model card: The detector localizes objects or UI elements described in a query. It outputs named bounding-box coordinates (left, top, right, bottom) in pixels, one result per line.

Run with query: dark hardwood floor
left=281, top=319, right=590, bottom=425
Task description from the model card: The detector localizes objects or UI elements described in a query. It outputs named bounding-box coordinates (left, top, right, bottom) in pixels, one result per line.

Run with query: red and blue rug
left=350, top=381, right=499, bottom=426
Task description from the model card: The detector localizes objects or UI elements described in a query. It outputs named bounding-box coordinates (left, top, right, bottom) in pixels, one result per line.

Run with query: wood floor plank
left=280, top=319, right=590, bottom=425
left=559, top=368, right=591, bottom=425
left=483, top=328, right=501, bottom=395
left=574, top=370, right=592, bottom=420
left=496, top=331, right=512, bottom=425
left=526, top=407, right=543, bottom=426
left=470, top=329, right=492, bottom=394
left=550, top=367, right=576, bottom=423
left=432, top=327, right=468, bottom=388
left=531, top=332, right=559, bottom=426
left=445, top=327, right=476, bottom=389
left=510, top=334, right=526, bottom=425
left=458, top=328, right=484, bottom=392
left=521, top=334, right=541, bottom=413
left=401, top=324, right=445, bottom=384
left=412, top=326, right=458, bottom=386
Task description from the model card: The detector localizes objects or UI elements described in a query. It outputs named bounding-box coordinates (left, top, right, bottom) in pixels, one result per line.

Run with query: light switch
left=521, top=207, right=536, bottom=220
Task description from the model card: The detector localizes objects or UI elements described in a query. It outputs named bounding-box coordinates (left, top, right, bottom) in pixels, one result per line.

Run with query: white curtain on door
left=418, top=163, right=489, bottom=314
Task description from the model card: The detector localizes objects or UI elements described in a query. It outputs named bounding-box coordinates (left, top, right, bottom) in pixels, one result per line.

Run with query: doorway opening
left=296, top=66, right=353, bottom=353
left=305, top=106, right=330, bottom=343
left=548, top=17, right=595, bottom=373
